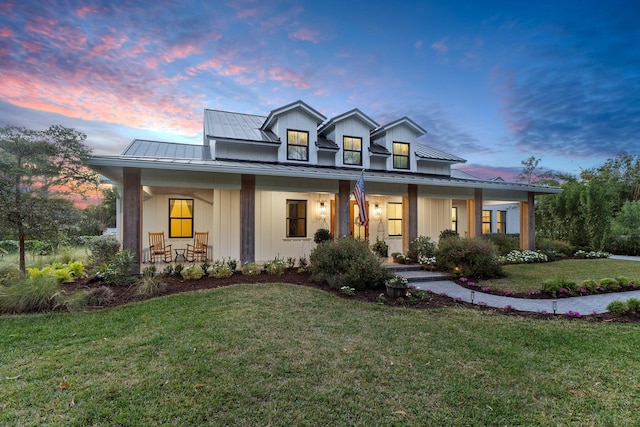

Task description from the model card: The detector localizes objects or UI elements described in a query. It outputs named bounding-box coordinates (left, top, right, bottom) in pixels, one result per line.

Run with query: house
left=88, top=100, right=561, bottom=273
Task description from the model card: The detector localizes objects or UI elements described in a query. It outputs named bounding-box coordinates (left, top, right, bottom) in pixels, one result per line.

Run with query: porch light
left=373, top=203, right=382, bottom=218
left=319, top=201, right=327, bottom=218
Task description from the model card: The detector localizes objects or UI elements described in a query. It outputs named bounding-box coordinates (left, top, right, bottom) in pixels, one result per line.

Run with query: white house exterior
left=88, top=100, right=561, bottom=273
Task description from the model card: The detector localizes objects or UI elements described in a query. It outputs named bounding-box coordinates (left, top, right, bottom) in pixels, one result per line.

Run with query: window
left=169, top=199, right=193, bottom=238
left=343, top=136, right=362, bottom=165
left=451, top=207, right=458, bottom=233
left=393, top=142, right=410, bottom=169
left=287, top=130, right=309, bottom=161
left=497, top=210, right=507, bottom=234
left=482, top=210, right=492, bottom=234
left=388, top=202, right=402, bottom=236
left=286, top=200, right=307, bottom=237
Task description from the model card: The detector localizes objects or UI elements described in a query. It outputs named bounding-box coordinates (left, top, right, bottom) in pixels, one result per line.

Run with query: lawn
left=482, top=258, right=640, bottom=293
left=2, top=284, right=640, bottom=426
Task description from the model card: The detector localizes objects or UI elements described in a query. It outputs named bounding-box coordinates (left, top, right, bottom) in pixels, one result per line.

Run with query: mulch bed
left=68, top=270, right=639, bottom=323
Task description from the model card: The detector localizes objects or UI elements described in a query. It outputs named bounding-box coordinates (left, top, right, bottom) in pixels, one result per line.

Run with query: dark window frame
left=169, top=198, right=194, bottom=238
left=393, top=142, right=410, bottom=169
left=451, top=207, right=458, bottom=233
left=343, top=135, right=363, bottom=166
left=497, top=210, right=507, bottom=234
left=482, top=210, right=492, bottom=234
left=287, top=129, right=309, bottom=161
left=286, top=199, right=307, bottom=238
left=388, top=202, right=403, bottom=236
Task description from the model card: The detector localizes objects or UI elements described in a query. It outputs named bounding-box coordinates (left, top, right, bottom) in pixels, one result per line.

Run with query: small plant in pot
left=314, top=228, right=333, bottom=244
left=391, top=252, right=405, bottom=263
left=371, top=239, right=389, bottom=258
left=385, top=274, right=408, bottom=298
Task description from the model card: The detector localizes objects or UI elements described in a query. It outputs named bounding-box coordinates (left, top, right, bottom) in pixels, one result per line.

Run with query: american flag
left=352, top=172, right=368, bottom=227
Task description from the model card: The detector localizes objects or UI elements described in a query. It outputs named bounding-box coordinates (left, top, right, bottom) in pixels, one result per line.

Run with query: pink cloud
left=186, top=57, right=223, bottom=75
left=289, top=28, right=319, bottom=43
left=431, top=40, right=448, bottom=53
left=267, top=67, right=309, bottom=89
left=0, top=27, right=13, bottom=37
left=237, top=8, right=257, bottom=19
left=161, top=43, right=204, bottom=63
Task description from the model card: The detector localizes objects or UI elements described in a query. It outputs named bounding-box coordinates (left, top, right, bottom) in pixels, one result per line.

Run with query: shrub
left=607, top=300, right=628, bottom=315
left=298, top=256, right=308, bottom=270
left=286, top=257, right=296, bottom=268
left=209, top=262, right=233, bottom=278
left=541, top=277, right=577, bottom=297
left=310, top=237, right=392, bottom=290
left=25, top=240, right=54, bottom=256
left=181, top=265, right=204, bottom=280
left=435, top=237, right=503, bottom=279
left=226, top=258, right=238, bottom=271
left=616, top=276, right=630, bottom=287
left=136, top=274, right=163, bottom=297
left=439, top=229, right=459, bottom=241
left=371, top=239, right=389, bottom=258
left=580, top=279, right=598, bottom=293
left=0, top=240, right=19, bottom=253
left=484, top=233, right=519, bottom=256
left=86, top=286, right=115, bottom=307
left=100, top=250, right=136, bottom=287
left=406, top=236, right=436, bottom=262
left=536, top=239, right=574, bottom=260
left=0, top=275, right=63, bottom=313
left=627, top=298, right=640, bottom=314
left=0, top=263, right=22, bottom=286
left=88, top=235, right=121, bottom=267
left=265, top=258, right=285, bottom=275
left=599, top=278, right=620, bottom=291
left=574, top=250, right=609, bottom=259
left=242, top=262, right=261, bottom=276
left=313, top=228, right=333, bottom=244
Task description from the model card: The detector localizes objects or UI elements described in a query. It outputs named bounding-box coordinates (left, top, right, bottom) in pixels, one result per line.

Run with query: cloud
left=431, top=40, right=448, bottom=53
left=289, top=28, right=319, bottom=43
left=496, top=4, right=640, bottom=161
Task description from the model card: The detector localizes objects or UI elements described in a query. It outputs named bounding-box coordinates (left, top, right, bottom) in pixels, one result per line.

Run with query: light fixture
left=552, top=300, right=557, bottom=315
left=373, top=203, right=382, bottom=218
left=470, top=290, right=475, bottom=304
left=319, top=201, right=327, bottom=218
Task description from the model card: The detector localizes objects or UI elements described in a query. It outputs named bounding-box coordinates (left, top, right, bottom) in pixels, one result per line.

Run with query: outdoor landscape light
left=470, top=290, right=475, bottom=304
left=552, top=300, right=557, bottom=314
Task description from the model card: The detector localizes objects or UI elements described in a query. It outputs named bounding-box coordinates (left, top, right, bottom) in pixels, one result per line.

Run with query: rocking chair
left=186, top=231, right=208, bottom=262
left=149, top=232, right=172, bottom=263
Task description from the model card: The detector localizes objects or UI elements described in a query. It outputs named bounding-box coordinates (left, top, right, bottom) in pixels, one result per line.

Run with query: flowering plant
left=386, top=275, right=409, bottom=288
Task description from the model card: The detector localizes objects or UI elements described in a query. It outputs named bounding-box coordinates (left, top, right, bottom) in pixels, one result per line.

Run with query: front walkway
left=391, top=258, right=640, bottom=315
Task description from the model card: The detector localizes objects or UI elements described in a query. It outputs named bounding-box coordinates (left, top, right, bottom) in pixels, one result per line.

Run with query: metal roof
left=204, top=109, right=279, bottom=143
left=369, top=143, right=390, bottom=155
left=261, top=100, right=326, bottom=130
left=371, top=116, right=427, bottom=138
left=415, top=144, right=466, bottom=163
left=316, top=136, right=339, bottom=150
left=318, top=108, right=379, bottom=135
left=88, top=155, right=562, bottom=195
left=123, top=140, right=205, bottom=159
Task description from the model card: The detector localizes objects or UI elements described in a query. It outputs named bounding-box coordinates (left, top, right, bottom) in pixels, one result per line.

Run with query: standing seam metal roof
left=204, top=109, right=279, bottom=143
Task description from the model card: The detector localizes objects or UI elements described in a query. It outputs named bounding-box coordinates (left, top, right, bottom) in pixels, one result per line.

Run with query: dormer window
left=343, top=136, right=362, bottom=166
left=393, top=142, right=410, bottom=169
left=287, top=129, right=309, bottom=161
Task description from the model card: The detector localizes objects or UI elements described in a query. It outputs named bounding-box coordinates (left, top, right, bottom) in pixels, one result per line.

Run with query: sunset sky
left=1, top=0, right=637, bottom=180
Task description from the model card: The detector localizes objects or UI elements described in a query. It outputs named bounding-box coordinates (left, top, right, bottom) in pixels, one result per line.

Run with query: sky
left=1, top=0, right=638, bottom=181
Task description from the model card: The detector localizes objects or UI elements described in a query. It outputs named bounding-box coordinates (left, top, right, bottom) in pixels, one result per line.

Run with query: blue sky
left=1, top=0, right=637, bottom=180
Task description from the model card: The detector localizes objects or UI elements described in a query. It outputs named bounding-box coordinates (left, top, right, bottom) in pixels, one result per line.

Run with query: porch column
left=122, top=167, right=141, bottom=275
left=473, top=188, right=483, bottom=238
left=519, top=192, right=536, bottom=250
left=337, top=180, right=351, bottom=237
left=408, top=184, right=418, bottom=242
left=240, top=174, right=255, bottom=264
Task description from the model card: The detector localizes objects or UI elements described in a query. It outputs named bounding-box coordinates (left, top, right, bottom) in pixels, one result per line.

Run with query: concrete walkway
left=392, top=255, right=640, bottom=315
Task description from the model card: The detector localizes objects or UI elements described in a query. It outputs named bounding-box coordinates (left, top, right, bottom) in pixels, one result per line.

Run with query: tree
left=0, top=125, right=98, bottom=272
left=516, top=156, right=542, bottom=184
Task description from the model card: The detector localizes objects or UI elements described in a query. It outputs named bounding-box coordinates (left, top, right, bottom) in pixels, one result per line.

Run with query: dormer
left=261, top=100, right=326, bottom=164
left=370, top=117, right=426, bottom=173
left=318, top=108, right=378, bottom=169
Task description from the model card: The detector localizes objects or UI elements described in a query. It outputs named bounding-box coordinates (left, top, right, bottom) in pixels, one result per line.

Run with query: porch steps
left=384, top=263, right=455, bottom=283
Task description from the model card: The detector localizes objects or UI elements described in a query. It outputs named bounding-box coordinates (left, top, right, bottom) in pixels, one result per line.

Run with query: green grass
left=2, top=284, right=640, bottom=426
left=1, top=246, right=90, bottom=270
left=483, top=259, right=640, bottom=292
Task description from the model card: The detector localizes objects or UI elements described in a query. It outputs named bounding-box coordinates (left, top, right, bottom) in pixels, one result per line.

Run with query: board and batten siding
left=417, top=198, right=452, bottom=241
left=274, top=110, right=319, bottom=164
left=334, top=119, right=372, bottom=169
left=212, top=189, right=241, bottom=262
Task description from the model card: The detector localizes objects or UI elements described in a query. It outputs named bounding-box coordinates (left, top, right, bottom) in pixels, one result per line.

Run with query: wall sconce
left=319, top=201, right=327, bottom=218
left=373, top=203, right=382, bottom=218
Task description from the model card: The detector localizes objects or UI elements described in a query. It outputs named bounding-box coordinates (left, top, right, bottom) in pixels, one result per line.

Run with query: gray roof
left=369, top=143, right=390, bottom=155
left=450, top=169, right=480, bottom=180
left=316, top=136, right=339, bottom=150
left=318, top=108, right=379, bottom=135
left=123, top=140, right=206, bottom=159
left=415, top=144, right=466, bottom=163
left=371, top=116, right=427, bottom=138
left=204, top=109, right=279, bottom=143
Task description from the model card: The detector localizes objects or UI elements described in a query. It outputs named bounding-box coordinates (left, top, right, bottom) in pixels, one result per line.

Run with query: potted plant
left=419, top=255, right=437, bottom=271
left=314, top=228, right=333, bottom=244
left=371, top=239, right=389, bottom=258
left=391, top=252, right=405, bottom=263
left=385, top=274, right=408, bottom=298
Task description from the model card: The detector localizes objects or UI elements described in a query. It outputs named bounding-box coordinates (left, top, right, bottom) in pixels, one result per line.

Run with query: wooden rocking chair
left=149, top=232, right=172, bottom=263
left=186, top=231, right=208, bottom=262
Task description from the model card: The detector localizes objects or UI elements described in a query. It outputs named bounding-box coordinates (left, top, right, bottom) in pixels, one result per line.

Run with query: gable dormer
left=318, top=108, right=378, bottom=169
left=370, top=117, right=426, bottom=172
left=261, top=100, right=326, bottom=164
